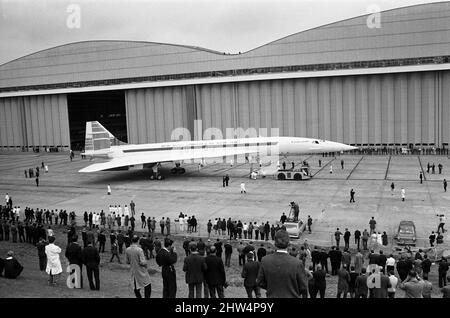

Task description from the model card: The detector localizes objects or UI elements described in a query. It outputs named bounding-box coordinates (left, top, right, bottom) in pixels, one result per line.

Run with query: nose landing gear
left=150, top=163, right=165, bottom=180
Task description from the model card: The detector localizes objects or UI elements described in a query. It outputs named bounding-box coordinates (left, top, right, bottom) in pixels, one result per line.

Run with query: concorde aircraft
left=79, top=121, right=356, bottom=177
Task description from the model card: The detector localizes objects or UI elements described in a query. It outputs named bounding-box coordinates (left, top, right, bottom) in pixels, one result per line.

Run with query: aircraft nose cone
left=344, top=145, right=358, bottom=151
left=334, top=142, right=357, bottom=152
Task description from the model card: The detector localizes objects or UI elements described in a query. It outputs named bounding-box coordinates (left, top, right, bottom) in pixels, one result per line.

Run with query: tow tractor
left=275, top=164, right=311, bottom=181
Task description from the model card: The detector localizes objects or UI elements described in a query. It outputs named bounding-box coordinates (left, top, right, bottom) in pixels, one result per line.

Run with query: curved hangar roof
left=1, top=2, right=450, bottom=90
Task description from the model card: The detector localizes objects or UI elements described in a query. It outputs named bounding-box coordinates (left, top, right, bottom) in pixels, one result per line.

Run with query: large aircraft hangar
left=0, top=2, right=449, bottom=151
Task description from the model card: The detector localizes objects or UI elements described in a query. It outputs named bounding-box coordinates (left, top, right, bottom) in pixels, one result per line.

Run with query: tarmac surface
left=0, top=151, right=449, bottom=248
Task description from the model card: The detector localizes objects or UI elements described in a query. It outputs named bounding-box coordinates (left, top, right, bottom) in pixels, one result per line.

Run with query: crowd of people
left=22, top=161, right=50, bottom=187
left=343, top=146, right=449, bottom=156
left=1, top=194, right=449, bottom=298
left=1, top=176, right=450, bottom=299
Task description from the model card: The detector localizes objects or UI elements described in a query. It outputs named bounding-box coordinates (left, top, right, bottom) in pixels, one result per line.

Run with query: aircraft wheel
left=150, top=175, right=155, bottom=180
left=157, top=174, right=163, bottom=180
left=180, top=168, right=186, bottom=174
left=171, top=168, right=177, bottom=174
left=294, top=173, right=302, bottom=180
left=277, top=173, right=286, bottom=180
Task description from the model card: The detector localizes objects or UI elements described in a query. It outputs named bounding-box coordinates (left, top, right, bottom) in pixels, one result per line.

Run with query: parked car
left=394, top=221, right=416, bottom=246
left=283, top=219, right=306, bottom=239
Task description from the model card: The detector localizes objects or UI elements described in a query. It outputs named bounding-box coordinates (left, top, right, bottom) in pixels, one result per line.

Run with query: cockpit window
left=313, top=140, right=319, bottom=144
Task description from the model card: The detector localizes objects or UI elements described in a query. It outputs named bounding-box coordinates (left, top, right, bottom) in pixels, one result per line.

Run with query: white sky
left=0, top=0, right=446, bottom=65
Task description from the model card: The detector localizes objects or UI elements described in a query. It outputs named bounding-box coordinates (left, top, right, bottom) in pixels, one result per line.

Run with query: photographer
left=289, top=202, right=299, bottom=221
left=398, top=270, right=424, bottom=298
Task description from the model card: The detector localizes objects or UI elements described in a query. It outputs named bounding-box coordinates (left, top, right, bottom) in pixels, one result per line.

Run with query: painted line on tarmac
left=311, top=157, right=335, bottom=177
left=384, top=155, right=392, bottom=180
left=346, top=155, right=364, bottom=180
left=422, top=172, right=438, bottom=216
left=417, top=156, right=427, bottom=181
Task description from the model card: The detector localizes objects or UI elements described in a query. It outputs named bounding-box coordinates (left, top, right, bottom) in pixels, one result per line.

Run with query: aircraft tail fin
left=84, top=121, right=126, bottom=154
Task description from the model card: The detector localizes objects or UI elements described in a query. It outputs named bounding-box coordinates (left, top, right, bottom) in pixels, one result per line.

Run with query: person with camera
left=289, top=202, right=299, bottom=221
left=398, top=270, right=424, bottom=298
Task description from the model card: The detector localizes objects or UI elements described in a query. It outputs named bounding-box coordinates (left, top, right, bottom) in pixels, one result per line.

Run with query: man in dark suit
left=422, top=254, right=432, bottom=280
left=3, top=221, right=10, bottom=241
left=354, top=229, right=361, bottom=250
left=311, top=246, right=321, bottom=271
left=343, top=229, right=351, bottom=249
left=81, top=242, right=100, bottom=290
left=183, top=242, right=207, bottom=298
left=65, top=234, right=83, bottom=288
left=377, top=250, right=387, bottom=273
left=368, top=250, right=379, bottom=272
left=36, top=237, right=48, bottom=271
left=257, top=230, right=308, bottom=298
left=224, top=240, right=232, bottom=267
left=312, top=264, right=326, bottom=298
left=81, top=227, right=88, bottom=248
left=355, top=268, right=369, bottom=298
left=396, top=254, right=409, bottom=281
left=214, top=239, right=223, bottom=259
left=319, top=248, right=329, bottom=273
left=241, top=251, right=260, bottom=298
left=117, top=231, right=125, bottom=254
left=204, top=246, right=226, bottom=298
left=337, top=265, right=350, bottom=298
left=156, top=238, right=178, bottom=298
left=97, top=230, right=106, bottom=253
left=438, top=256, right=449, bottom=288
left=328, top=246, right=342, bottom=275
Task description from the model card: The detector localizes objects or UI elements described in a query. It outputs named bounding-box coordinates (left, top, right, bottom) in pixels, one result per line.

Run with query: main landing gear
left=170, top=162, right=186, bottom=174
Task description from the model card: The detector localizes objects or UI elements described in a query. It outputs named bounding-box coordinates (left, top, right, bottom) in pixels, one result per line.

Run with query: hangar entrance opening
left=67, top=90, right=127, bottom=151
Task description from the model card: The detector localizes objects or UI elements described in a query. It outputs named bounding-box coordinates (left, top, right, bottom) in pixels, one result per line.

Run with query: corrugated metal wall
left=0, top=94, right=70, bottom=149
left=125, top=87, right=189, bottom=143
left=125, top=70, right=450, bottom=147
left=1, top=70, right=448, bottom=149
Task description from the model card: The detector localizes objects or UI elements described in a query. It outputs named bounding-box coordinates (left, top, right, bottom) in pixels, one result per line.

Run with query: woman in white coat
left=45, top=236, right=62, bottom=286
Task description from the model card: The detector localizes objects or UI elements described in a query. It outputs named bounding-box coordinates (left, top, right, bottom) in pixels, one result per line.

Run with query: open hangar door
left=67, top=90, right=128, bottom=151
